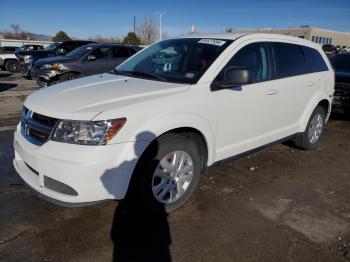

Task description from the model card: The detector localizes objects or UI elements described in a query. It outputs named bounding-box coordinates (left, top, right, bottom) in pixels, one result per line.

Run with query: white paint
left=13, top=33, right=335, bottom=205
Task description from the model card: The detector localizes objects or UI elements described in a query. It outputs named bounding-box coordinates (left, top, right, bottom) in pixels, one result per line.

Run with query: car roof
left=22, top=44, right=43, bottom=46
left=54, top=40, right=95, bottom=43
left=178, top=32, right=320, bottom=48
left=82, top=43, right=137, bottom=48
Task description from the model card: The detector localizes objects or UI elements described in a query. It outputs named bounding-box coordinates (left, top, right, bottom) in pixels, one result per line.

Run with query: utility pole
left=133, top=16, right=136, bottom=33
left=154, top=11, right=166, bottom=41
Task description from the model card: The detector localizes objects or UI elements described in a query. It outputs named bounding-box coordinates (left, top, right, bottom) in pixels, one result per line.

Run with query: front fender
left=125, top=112, right=217, bottom=166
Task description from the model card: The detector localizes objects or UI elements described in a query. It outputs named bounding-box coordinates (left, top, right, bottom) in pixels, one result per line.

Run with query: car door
left=214, top=42, right=282, bottom=160
left=269, top=42, right=311, bottom=132
left=111, top=46, right=131, bottom=68
left=82, top=46, right=111, bottom=75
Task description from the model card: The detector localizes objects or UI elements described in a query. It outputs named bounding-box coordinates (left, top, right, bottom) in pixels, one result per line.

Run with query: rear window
left=273, top=42, right=306, bottom=78
left=302, top=46, right=328, bottom=73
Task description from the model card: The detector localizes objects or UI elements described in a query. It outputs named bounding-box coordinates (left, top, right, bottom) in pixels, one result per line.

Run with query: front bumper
left=31, top=68, right=61, bottom=87
left=13, top=125, right=141, bottom=206
left=19, top=63, right=31, bottom=74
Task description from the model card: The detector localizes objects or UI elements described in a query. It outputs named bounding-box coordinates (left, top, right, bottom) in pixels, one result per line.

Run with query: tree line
left=1, top=16, right=167, bottom=45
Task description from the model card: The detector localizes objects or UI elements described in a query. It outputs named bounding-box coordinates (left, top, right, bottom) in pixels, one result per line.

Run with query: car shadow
left=0, top=83, right=17, bottom=92
left=0, top=73, right=13, bottom=78
left=101, top=131, right=172, bottom=262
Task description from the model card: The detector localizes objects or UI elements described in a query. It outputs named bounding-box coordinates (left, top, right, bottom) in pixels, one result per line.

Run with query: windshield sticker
left=198, top=39, right=226, bottom=46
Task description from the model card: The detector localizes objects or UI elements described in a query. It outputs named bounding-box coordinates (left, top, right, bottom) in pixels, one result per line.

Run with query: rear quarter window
left=273, top=42, right=306, bottom=78
left=302, top=46, right=328, bottom=73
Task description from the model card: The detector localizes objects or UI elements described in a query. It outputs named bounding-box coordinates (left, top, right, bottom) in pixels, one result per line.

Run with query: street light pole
left=154, top=11, right=166, bottom=41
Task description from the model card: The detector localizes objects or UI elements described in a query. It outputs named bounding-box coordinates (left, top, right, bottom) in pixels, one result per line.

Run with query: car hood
left=34, top=56, right=74, bottom=66
left=24, top=73, right=190, bottom=120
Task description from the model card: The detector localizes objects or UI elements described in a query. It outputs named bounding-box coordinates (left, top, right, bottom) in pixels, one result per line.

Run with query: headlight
left=51, top=118, right=126, bottom=145
left=40, top=63, right=66, bottom=70
left=23, top=55, right=32, bottom=64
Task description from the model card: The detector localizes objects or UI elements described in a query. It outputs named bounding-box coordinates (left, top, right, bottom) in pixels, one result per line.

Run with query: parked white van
left=13, top=33, right=334, bottom=212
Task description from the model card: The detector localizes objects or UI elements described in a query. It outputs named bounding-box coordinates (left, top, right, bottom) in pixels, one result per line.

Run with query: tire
left=57, top=73, right=78, bottom=83
left=293, top=106, right=326, bottom=150
left=128, top=133, right=202, bottom=213
left=4, top=60, right=18, bottom=73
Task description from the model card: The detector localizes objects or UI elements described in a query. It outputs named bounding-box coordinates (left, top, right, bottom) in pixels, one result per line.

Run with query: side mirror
left=87, top=55, right=97, bottom=61
left=56, top=48, right=66, bottom=55
left=212, top=67, right=251, bottom=90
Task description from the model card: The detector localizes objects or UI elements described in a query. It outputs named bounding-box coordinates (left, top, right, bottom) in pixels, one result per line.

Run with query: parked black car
left=16, top=40, right=95, bottom=77
left=330, top=53, right=350, bottom=115
left=0, top=46, right=18, bottom=53
left=30, top=43, right=141, bottom=87
left=15, top=44, right=44, bottom=52
left=322, top=44, right=338, bottom=57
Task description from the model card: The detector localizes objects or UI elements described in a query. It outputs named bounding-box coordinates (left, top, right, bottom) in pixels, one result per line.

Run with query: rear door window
left=302, top=46, right=328, bottom=73
left=273, top=42, right=306, bottom=78
left=90, top=47, right=109, bottom=60
left=112, top=47, right=130, bottom=58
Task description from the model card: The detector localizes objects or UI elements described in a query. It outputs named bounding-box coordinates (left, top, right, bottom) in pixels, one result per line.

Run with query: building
left=234, top=27, right=350, bottom=48
left=0, top=38, right=52, bottom=48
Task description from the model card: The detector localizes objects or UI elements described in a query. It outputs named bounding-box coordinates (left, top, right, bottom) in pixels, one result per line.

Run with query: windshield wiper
left=113, top=69, right=167, bottom=82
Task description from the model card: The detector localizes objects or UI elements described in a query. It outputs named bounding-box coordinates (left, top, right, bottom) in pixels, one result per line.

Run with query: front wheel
left=128, top=133, right=202, bottom=213
left=5, top=60, right=18, bottom=73
left=293, top=106, right=326, bottom=150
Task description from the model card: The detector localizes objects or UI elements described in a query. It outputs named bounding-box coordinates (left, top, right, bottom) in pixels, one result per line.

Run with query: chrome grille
left=21, top=107, right=58, bottom=146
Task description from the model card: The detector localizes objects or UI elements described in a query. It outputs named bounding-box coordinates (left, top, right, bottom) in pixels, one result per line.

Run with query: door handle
left=307, top=81, right=315, bottom=86
left=266, top=89, right=279, bottom=95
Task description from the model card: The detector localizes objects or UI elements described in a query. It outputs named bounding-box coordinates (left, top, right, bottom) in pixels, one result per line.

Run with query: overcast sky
left=1, top=0, right=349, bottom=38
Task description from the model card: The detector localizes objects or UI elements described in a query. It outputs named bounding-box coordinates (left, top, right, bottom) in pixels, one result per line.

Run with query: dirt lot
left=0, top=72, right=38, bottom=129
left=0, top=71, right=350, bottom=261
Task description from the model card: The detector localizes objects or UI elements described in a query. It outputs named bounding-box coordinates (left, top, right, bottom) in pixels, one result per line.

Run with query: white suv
left=13, top=33, right=334, bottom=212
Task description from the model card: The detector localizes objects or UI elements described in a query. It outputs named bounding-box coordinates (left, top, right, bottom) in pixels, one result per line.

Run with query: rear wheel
left=5, top=60, right=18, bottom=73
left=128, top=133, right=202, bottom=213
left=293, top=106, right=326, bottom=150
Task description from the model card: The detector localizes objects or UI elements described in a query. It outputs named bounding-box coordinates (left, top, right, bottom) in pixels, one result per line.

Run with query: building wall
left=0, top=39, right=52, bottom=47
left=235, top=28, right=350, bottom=47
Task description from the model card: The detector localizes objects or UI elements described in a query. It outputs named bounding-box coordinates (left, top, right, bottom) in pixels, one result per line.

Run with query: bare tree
left=10, top=24, right=21, bottom=34
left=136, top=16, right=158, bottom=45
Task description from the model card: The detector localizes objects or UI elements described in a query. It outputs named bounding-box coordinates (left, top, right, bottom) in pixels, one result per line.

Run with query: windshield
left=66, top=45, right=93, bottom=59
left=44, top=42, right=61, bottom=51
left=114, top=38, right=233, bottom=84
left=331, top=55, right=350, bottom=72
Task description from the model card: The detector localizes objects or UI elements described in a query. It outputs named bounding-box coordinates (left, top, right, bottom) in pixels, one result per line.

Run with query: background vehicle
left=15, top=44, right=44, bottom=52
left=330, top=53, right=350, bottom=114
left=13, top=34, right=334, bottom=212
left=30, top=43, right=141, bottom=86
left=0, top=46, right=18, bottom=72
left=0, top=46, right=18, bottom=53
left=322, top=44, right=338, bottom=57
left=15, top=40, right=95, bottom=77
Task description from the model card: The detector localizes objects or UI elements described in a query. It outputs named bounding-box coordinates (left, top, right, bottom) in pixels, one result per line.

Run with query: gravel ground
left=0, top=70, right=349, bottom=261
